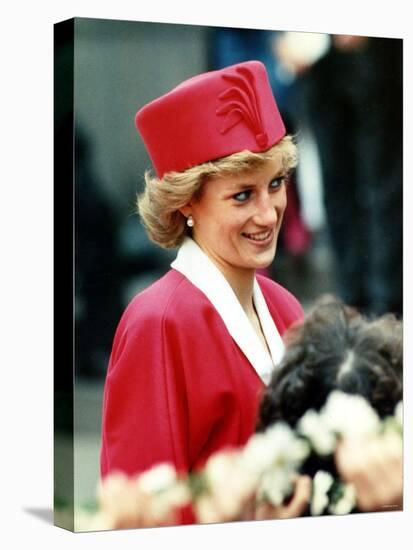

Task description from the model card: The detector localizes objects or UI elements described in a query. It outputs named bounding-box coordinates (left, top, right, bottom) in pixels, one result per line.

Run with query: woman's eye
left=269, top=177, right=284, bottom=190
left=232, top=177, right=284, bottom=202
left=233, top=190, right=251, bottom=202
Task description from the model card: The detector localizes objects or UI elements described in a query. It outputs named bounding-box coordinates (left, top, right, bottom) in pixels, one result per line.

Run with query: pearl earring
left=187, top=215, right=194, bottom=227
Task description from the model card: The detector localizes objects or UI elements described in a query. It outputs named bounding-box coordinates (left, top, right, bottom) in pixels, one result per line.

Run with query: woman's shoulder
left=119, top=269, right=215, bottom=331
left=256, top=274, right=304, bottom=323
left=109, top=270, right=205, bottom=364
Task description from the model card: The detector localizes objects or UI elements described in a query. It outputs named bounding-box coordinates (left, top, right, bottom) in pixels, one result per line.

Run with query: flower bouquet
left=77, top=391, right=402, bottom=530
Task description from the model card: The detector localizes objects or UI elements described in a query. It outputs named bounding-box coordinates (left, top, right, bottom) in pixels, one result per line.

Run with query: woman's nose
left=253, top=193, right=279, bottom=226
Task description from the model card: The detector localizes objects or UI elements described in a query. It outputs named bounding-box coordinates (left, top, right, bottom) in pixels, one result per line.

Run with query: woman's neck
left=208, top=256, right=256, bottom=315
left=193, top=237, right=256, bottom=315
left=224, top=268, right=256, bottom=315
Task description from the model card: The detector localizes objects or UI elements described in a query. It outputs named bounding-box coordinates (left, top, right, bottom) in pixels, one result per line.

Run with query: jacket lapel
left=171, top=238, right=284, bottom=384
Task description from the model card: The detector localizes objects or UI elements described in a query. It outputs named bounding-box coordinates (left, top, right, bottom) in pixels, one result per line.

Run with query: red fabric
left=282, top=179, right=312, bottom=255
left=135, top=61, right=286, bottom=178
left=100, top=269, right=303, bottom=524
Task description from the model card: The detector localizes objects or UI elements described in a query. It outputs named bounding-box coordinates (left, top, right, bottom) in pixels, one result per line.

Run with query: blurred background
left=54, top=17, right=402, bottom=514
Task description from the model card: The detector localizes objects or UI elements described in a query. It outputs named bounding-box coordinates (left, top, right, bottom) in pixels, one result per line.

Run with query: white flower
left=241, top=423, right=309, bottom=479
left=257, top=467, right=295, bottom=507
left=137, top=462, right=178, bottom=493
left=328, top=483, right=356, bottom=515
left=196, top=450, right=255, bottom=522
left=196, top=425, right=309, bottom=523
left=148, top=482, right=191, bottom=522
left=97, top=471, right=149, bottom=529
left=241, top=431, right=282, bottom=476
left=298, top=409, right=337, bottom=455
left=241, top=424, right=309, bottom=508
left=263, top=423, right=310, bottom=467
left=195, top=494, right=226, bottom=524
left=311, top=471, right=334, bottom=516
left=137, top=463, right=191, bottom=522
left=321, top=391, right=381, bottom=439
left=97, top=465, right=191, bottom=529
left=203, top=451, right=238, bottom=485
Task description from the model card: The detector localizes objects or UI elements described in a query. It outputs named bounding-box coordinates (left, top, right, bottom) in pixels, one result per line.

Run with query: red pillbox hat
left=135, top=60, right=286, bottom=178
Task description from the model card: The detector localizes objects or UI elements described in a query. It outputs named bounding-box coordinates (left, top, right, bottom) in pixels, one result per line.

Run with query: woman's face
left=187, top=157, right=287, bottom=277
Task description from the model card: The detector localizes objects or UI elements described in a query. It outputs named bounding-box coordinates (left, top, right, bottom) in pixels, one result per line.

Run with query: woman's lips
left=242, top=228, right=274, bottom=246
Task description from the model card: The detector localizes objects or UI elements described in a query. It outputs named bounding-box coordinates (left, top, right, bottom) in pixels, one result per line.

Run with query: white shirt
left=171, top=238, right=285, bottom=384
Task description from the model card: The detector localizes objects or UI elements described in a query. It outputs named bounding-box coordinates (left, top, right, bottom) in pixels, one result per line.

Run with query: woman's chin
left=240, top=233, right=278, bottom=268
left=247, top=248, right=277, bottom=270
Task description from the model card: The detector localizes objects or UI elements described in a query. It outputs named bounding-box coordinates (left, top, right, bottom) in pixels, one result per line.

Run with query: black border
left=53, top=17, right=75, bottom=532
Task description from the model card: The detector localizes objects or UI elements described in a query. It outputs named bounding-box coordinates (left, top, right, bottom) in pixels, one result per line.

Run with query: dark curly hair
left=257, top=295, right=403, bottom=433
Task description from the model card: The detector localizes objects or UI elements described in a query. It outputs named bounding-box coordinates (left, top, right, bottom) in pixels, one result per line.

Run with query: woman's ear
left=179, top=205, right=192, bottom=218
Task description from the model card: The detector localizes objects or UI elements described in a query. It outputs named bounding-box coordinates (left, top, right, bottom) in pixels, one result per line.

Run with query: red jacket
left=100, top=269, right=303, bottom=485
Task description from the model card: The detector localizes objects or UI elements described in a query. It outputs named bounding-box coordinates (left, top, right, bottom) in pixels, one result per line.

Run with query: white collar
left=171, top=238, right=284, bottom=384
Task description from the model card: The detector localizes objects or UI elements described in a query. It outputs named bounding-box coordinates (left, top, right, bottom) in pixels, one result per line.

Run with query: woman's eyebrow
left=229, top=171, right=287, bottom=191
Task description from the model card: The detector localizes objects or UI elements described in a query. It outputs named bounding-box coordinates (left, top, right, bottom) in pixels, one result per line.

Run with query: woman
left=257, top=295, right=403, bottom=513
left=100, top=61, right=308, bottom=521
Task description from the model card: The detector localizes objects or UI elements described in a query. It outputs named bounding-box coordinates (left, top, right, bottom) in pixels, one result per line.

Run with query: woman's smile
left=241, top=228, right=274, bottom=245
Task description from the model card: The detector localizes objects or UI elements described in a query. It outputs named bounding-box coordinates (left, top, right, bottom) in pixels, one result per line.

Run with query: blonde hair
left=137, top=135, right=298, bottom=249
